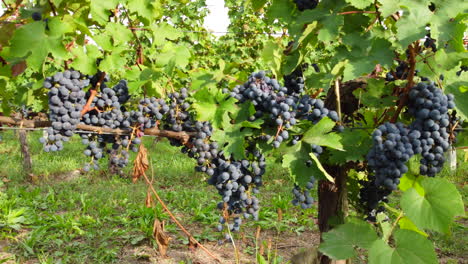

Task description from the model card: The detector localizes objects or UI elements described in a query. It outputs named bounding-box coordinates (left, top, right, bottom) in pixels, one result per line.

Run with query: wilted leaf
left=11, top=61, right=27, bottom=77
left=188, top=236, right=198, bottom=252
left=145, top=188, right=153, bottom=208
left=153, top=218, right=170, bottom=257
left=132, top=144, right=149, bottom=182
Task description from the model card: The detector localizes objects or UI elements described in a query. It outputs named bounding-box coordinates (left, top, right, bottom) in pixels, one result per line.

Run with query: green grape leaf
left=8, top=18, right=71, bottom=70
left=430, top=2, right=468, bottom=47
left=319, top=218, right=378, bottom=260
left=395, top=1, right=432, bottom=48
left=398, top=172, right=424, bottom=194
left=90, top=0, right=119, bottom=25
left=157, top=44, right=191, bottom=69
left=309, top=153, right=334, bottom=182
left=261, top=40, right=282, bottom=78
left=69, top=45, right=101, bottom=75
left=343, top=38, right=393, bottom=81
left=282, top=141, right=322, bottom=185
left=368, top=230, right=437, bottom=264
left=192, top=87, right=237, bottom=129
left=151, top=22, right=183, bottom=46
left=376, top=213, right=392, bottom=240
left=302, top=117, right=343, bottom=150
left=267, top=0, right=295, bottom=24
left=93, top=33, right=113, bottom=50
left=292, top=22, right=319, bottom=52
left=99, top=48, right=127, bottom=73
left=399, top=217, right=428, bottom=237
left=190, top=69, right=217, bottom=91
left=282, top=49, right=303, bottom=76
left=400, top=177, right=465, bottom=233
left=318, top=15, right=344, bottom=43
left=343, top=59, right=374, bottom=82
left=329, top=128, right=372, bottom=163
left=211, top=119, right=263, bottom=160
left=105, top=23, right=133, bottom=46
left=446, top=79, right=468, bottom=120
left=378, top=0, right=400, bottom=17
left=345, top=0, right=373, bottom=9
left=251, top=0, right=268, bottom=10
left=346, top=0, right=374, bottom=9
left=353, top=79, right=398, bottom=107
left=127, top=0, right=162, bottom=24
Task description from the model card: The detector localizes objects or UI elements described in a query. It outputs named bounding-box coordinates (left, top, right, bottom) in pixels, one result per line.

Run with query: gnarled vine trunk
left=318, top=166, right=348, bottom=264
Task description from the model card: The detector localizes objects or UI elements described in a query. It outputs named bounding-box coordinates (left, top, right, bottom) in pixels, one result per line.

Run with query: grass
left=0, top=130, right=317, bottom=263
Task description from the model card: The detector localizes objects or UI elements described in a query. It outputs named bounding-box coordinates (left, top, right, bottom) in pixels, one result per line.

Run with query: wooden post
left=18, top=129, right=33, bottom=178
left=448, top=146, right=457, bottom=171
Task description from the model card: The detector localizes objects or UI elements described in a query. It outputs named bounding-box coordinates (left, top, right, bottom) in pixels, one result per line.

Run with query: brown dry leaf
left=132, top=144, right=149, bottom=183
left=11, top=61, right=27, bottom=76
left=188, top=236, right=198, bottom=252
left=153, top=218, right=170, bottom=257
left=145, top=188, right=153, bottom=208
left=277, top=208, right=283, bottom=222
left=259, top=241, right=264, bottom=256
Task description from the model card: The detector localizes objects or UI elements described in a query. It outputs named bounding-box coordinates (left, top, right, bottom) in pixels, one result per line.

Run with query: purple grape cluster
left=294, top=0, right=319, bottom=11
left=407, top=81, right=455, bottom=176
left=227, top=71, right=340, bottom=148
left=361, top=80, right=457, bottom=218
left=40, top=71, right=88, bottom=152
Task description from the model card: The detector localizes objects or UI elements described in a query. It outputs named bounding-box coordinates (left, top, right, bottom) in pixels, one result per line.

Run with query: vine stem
left=47, top=0, right=57, bottom=16
left=338, top=10, right=377, bottom=15
left=416, top=54, right=443, bottom=88
left=0, top=116, right=195, bottom=143
left=0, top=0, right=8, bottom=9
left=144, top=161, right=221, bottom=263
left=390, top=42, right=419, bottom=123
left=225, top=222, right=241, bottom=264
left=124, top=8, right=143, bottom=69
left=384, top=211, right=404, bottom=242
left=80, top=89, right=98, bottom=116
left=81, top=72, right=106, bottom=116
left=226, top=75, right=244, bottom=84
left=334, top=79, right=342, bottom=123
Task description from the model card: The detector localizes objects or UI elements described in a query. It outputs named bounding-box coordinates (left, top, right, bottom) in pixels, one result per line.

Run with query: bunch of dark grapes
left=155, top=89, right=267, bottom=233
left=424, top=32, right=437, bottom=52
left=386, top=61, right=409, bottom=81
left=297, top=95, right=340, bottom=124
left=283, top=64, right=307, bottom=95
left=40, top=71, right=88, bottom=152
left=366, top=122, right=413, bottom=190
left=456, top=65, right=467, bottom=76
left=358, top=176, right=391, bottom=221
left=163, top=88, right=191, bottom=134
left=209, top=149, right=266, bottom=231
left=294, top=0, right=319, bottom=11
left=291, top=176, right=315, bottom=209
left=360, top=80, right=457, bottom=218
left=226, top=71, right=339, bottom=216
left=227, top=71, right=339, bottom=148
left=407, top=81, right=455, bottom=176
left=360, top=122, right=413, bottom=218
left=227, top=71, right=297, bottom=148
left=31, top=12, right=42, bottom=21
left=79, top=78, right=147, bottom=171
